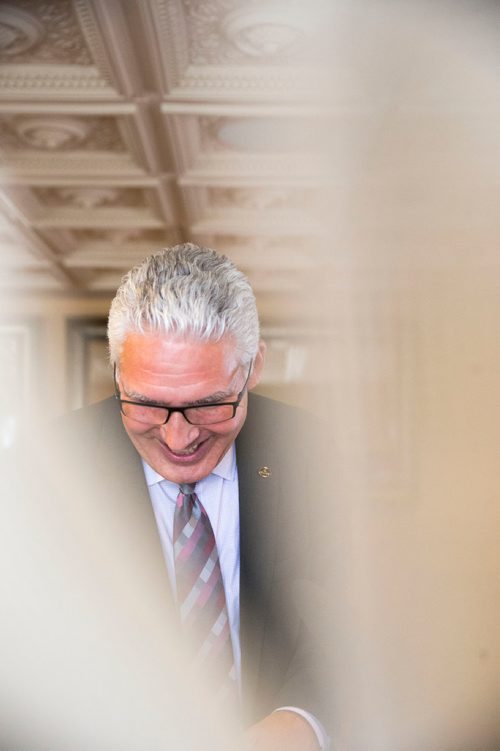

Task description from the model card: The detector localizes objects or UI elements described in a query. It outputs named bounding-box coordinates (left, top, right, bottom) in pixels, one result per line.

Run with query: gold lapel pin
left=258, top=466, right=271, bottom=478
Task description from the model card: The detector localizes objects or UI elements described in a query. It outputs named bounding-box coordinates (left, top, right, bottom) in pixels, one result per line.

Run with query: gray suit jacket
left=53, top=391, right=328, bottom=728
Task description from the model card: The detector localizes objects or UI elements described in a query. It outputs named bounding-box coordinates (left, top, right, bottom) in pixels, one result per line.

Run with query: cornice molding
left=0, top=152, right=149, bottom=178
left=72, top=0, right=116, bottom=87
left=74, top=0, right=145, bottom=97
left=170, top=64, right=324, bottom=104
left=0, top=64, right=119, bottom=100
left=161, top=100, right=331, bottom=116
left=143, top=0, right=189, bottom=92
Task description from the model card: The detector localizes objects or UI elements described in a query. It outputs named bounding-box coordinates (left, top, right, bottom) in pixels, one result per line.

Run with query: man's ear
left=248, top=340, right=266, bottom=390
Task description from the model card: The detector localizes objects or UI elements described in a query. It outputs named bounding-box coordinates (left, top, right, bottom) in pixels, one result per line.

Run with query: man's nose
left=160, top=411, right=200, bottom=451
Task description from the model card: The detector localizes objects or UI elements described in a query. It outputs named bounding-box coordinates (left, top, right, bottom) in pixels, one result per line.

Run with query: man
left=106, top=244, right=329, bottom=749
left=2, top=243, right=328, bottom=750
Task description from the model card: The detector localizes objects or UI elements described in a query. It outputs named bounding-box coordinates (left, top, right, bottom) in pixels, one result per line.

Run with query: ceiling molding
left=72, top=0, right=123, bottom=90
left=0, top=64, right=119, bottom=101
left=0, top=0, right=331, bottom=324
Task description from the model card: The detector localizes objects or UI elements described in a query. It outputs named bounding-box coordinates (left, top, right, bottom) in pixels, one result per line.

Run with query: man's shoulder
left=245, top=391, right=319, bottom=440
left=239, top=391, right=322, bottom=476
left=47, top=395, right=144, bottom=493
left=56, top=396, right=120, bottom=436
left=52, top=395, right=129, bottom=464
left=247, top=391, right=310, bottom=422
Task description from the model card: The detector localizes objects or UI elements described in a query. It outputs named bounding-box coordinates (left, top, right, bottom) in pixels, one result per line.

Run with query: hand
left=242, top=710, right=320, bottom=751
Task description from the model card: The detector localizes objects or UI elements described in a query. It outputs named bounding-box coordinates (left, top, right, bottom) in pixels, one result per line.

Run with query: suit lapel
left=237, top=393, right=281, bottom=721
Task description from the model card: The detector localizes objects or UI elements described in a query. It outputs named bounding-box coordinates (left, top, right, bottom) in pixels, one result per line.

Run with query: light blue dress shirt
left=143, top=444, right=241, bottom=685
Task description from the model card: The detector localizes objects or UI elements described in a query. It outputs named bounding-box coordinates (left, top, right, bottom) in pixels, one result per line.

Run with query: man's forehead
left=122, top=330, right=236, bottom=354
left=119, top=331, right=241, bottom=377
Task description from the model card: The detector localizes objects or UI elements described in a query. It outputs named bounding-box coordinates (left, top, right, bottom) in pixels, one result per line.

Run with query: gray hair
left=107, top=243, right=260, bottom=367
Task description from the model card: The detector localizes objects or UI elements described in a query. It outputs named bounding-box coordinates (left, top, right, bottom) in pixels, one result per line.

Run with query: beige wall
left=320, top=265, right=500, bottom=750
left=0, top=294, right=111, bottom=418
left=316, top=4, right=500, bottom=746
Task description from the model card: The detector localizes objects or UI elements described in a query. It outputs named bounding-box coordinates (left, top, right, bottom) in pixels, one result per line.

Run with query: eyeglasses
left=114, top=360, right=253, bottom=426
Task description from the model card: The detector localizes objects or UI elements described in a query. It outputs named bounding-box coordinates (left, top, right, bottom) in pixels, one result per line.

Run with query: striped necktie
left=173, top=483, right=236, bottom=695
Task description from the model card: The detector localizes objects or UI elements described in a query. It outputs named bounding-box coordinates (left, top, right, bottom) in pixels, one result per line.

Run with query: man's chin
left=150, top=449, right=218, bottom=485
left=154, top=463, right=209, bottom=486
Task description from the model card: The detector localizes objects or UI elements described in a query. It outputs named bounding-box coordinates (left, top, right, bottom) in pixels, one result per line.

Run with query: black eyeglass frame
left=113, top=359, right=253, bottom=426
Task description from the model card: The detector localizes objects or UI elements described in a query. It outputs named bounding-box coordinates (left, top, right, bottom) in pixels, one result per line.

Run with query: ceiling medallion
left=221, top=5, right=309, bottom=58
left=0, top=6, right=44, bottom=56
left=14, top=116, right=91, bottom=150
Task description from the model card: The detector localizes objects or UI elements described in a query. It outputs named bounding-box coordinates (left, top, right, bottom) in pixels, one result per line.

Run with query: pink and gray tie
left=173, top=483, right=236, bottom=696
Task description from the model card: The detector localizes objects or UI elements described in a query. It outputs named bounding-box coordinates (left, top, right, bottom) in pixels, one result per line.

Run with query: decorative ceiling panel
left=0, top=114, right=125, bottom=152
left=0, top=0, right=328, bottom=321
left=182, top=0, right=317, bottom=66
left=183, top=185, right=325, bottom=236
left=165, top=112, right=327, bottom=185
left=0, top=0, right=122, bottom=100
left=0, top=0, right=92, bottom=65
left=144, top=0, right=327, bottom=102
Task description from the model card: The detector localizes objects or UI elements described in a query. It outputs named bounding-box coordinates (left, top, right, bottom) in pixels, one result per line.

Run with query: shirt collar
left=142, top=441, right=236, bottom=487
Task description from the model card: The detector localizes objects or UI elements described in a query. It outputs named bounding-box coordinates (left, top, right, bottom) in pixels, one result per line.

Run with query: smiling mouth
left=171, top=442, right=200, bottom=456
left=161, top=437, right=208, bottom=459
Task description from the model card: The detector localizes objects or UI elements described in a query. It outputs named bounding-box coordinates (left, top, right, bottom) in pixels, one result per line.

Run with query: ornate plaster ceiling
left=0, top=0, right=330, bottom=328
